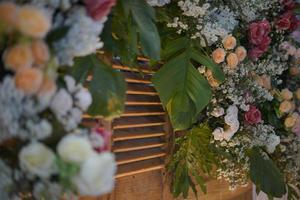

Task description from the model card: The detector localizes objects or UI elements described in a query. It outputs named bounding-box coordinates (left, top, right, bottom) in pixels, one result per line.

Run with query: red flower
left=280, top=0, right=296, bottom=10
left=90, top=127, right=112, bottom=152
left=84, top=0, right=116, bottom=21
left=244, top=105, right=262, bottom=125
left=248, top=20, right=271, bottom=46
left=276, top=11, right=300, bottom=31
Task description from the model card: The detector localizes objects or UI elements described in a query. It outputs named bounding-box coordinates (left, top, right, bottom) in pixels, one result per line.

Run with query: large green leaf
left=71, top=55, right=126, bottom=119
left=153, top=37, right=223, bottom=131
left=249, top=148, right=286, bottom=198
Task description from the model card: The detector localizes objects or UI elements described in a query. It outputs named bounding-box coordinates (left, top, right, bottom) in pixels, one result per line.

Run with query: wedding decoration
left=0, top=1, right=118, bottom=199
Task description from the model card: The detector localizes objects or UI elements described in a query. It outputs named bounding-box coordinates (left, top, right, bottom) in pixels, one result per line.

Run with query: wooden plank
left=113, top=140, right=165, bottom=153
left=121, top=110, right=165, bottom=117
left=113, top=128, right=165, bottom=141
left=116, top=148, right=166, bottom=165
left=126, top=83, right=158, bottom=95
left=116, top=158, right=164, bottom=178
left=124, top=105, right=164, bottom=113
left=113, top=65, right=156, bottom=74
left=123, top=71, right=153, bottom=84
left=113, top=116, right=165, bottom=130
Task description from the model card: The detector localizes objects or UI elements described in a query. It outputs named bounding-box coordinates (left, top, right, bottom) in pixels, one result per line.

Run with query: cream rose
left=235, top=46, right=247, bottom=62
left=31, top=40, right=50, bottom=67
left=281, top=88, right=293, bottom=100
left=0, top=2, right=18, bottom=28
left=3, top=44, right=33, bottom=71
left=57, top=134, right=94, bottom=164
left=290, top=66, right=300, bottom=76
left=212, top=48, right=226, bottom=64
left=15, top=68, right=43, bottom=95
left=279, top=100, right=295, bottom=113
left=284, top=113, right=299, bottom=128
left=255, top=74, right=271, bottom=90
left=19, top=142, right=56, bottom=178
left=17, top=6, right=51, bottom=38
left=226, top=53, right=239, bottom=69
left=222, top=35, right=236, bottom=50
left=73, top=153, right=116, bottom=196
left=296, top=88, right=300, bottom=100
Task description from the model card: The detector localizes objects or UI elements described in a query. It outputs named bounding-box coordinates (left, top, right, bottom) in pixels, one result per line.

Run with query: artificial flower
left=50, top=89, right=73, bottom=116
left=74, top=89, right=92, bottom=111
left=17, top=5, right=51, bottom=38
left=289, top=66, right=300, bottom=76
left=0, top=1, right=18, bottom=28
left=279, top=100, right=295, bottom=113
left=276, top=11, right=299, bottom=32
left=31, top=40, right=50, bottom=67
left=84, top=0, right=116, bottom=21
left=284, top=113, right=299, bottom=128
left=280, top=0, right=296, bottom=10
left=255, top=74, right=271, bottom=90
left=222, top=34, right=236, bottom=50
left=248, top=20, right=271, bottom=46
left=212, top=48, right=226, bottom=64
left=211, top=107, right=225, bottom=117
left=296, top=88, right=300, bottom=100
left=38, top=76, right=57, bottom=98
left=235, top=46, right=247, bottom=62
left=281, top=88, right=293, bottom=100
left=204, top=69, right=220, bottom=87
left=226, top=53, right=239, bottom=69
left=73, top=153, right=116, bottom=196
left=90, top=127, right=111, bottom=152
left=244, top=105, right=262, bottom=125
left=19, top=142, right=56, bottom=178
left=14, top=68, right=43, bottom=95
left=3, top=43, right=33, bottom=72
left=57, top=134, right=94, bottom=164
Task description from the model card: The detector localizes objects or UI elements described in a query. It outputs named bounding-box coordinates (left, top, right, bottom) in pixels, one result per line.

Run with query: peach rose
left=212, top=48, right=226, bottom=64
left=290, top=66, right=300, bottom=76
left=3, top=44, right=33, bottom=72
left=38, top=76, right=57, bottom=97
left=279, top=100, right=295, bottom=113
left=31, top=40, right=50, bottom=67
left=17, top=6, right=51, bottom=38
left=296, top=88, right=300, bottom=100
left=235, top=46, right=247, bottom=62
left=226, top=53, right=239, bottom=69
left=284, top=113, right=299, bottom=128
left=205, top=69, right=220, bottom=88
left=0, top=2, right=18, bottom=28
left=222, top=35, right=236, bottom=50
left=255, top=74, right=271, bottom=90
left=281, top=88, right=293, bottom=100
left=15, top=68, right=43, bottom=95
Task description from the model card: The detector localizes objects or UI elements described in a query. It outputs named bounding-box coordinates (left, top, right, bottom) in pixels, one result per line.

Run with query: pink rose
left=276, top=11, right=300, bottom=31
left=84, top=0, right=116, bottom=21
left=248, top=41, right=270, bottom=60
left=248, top=20, right=271, bottom=46
left=90, top=127, right=112, bottom=152
left=244, top=105, right=262, bottom=125
left=280, top=0, right=296, bottom=10
left=292, top=124, right=300, bottom=137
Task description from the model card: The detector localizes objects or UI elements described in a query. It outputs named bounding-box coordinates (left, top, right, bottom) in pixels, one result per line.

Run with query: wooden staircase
left=112, top=61, right=169, bottom=179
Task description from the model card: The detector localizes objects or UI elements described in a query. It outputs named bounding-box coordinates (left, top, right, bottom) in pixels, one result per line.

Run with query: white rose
left=57, top=134, right=94, bottom=164
left=75, top=89, right=92, bottom=111
left=73, top=153, right=116, bottom=196
left=64, top=75, right=77, bottom=93
left=19, top=142, right=56, bottom=178
left=50, top=89, right=73, bottom=116
left=211, top=107, right=225, bottom=117
left=266, top=134, right=280, bottom=153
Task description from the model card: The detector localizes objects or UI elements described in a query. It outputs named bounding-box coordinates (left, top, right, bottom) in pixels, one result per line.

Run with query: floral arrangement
left=1, top=0, right=300, bottom=199
left=145, top=0, right=300, bottom=199
left=0, top=1, right=117, bottom=199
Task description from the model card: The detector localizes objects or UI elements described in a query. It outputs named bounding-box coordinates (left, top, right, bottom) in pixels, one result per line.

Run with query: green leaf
left=71, top=56, right=93, bottom=84
left=87, top=55, right=126, bottom=119
left=249, top=148, right=286, bottom=198
left=46, top=26, right=70, bottom=46
left=122, top=0, right=161, bottom=60
left=152, top=36, right=222, bottom=131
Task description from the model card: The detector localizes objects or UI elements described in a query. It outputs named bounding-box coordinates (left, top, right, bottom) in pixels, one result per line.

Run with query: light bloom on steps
left=17, top=6, right=51, bottom=38
left=73, top=152, right=116, bottom=196
left=3, top=44, right=33, bottom=72
left=19, top=142, right=56, bottom=178
left=75, top=88, right=92, bottom=111
left=15, top=68, right=43, bottom=95
left=57, top=134, right=94, bottom=164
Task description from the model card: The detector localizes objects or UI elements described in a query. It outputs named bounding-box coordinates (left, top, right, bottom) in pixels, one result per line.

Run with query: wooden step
left=121, top=110, right=165, bottom=117
left=113, top=127, right=165, bottom=141
left=113, top=116, right=165, bottom=130
left=113, top=65, right=156, bottom=74
left=126, top=83, right=158, bottom=95
left=113, top=138, right=165, bottom=153
left=116, top=158, right=164, bottom=178
left=123, top=72, right=153, bottom=84
left=126, top=94, right=161, bottom=106
left=116, top=148, right=166, bottom=165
